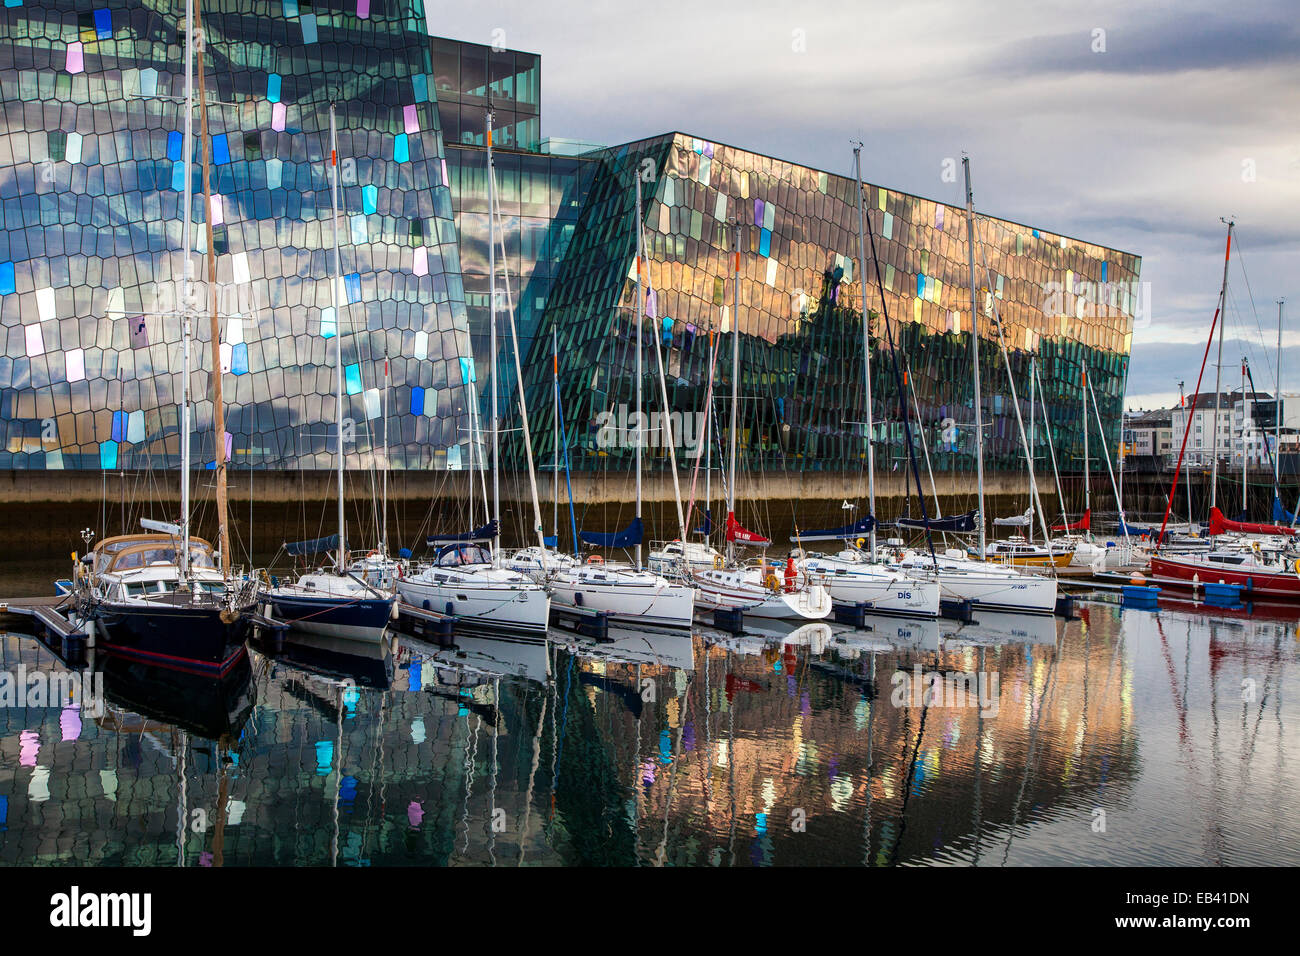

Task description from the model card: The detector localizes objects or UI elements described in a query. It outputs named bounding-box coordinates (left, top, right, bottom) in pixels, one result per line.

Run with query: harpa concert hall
left=0, top=1, right=1139, bottom=484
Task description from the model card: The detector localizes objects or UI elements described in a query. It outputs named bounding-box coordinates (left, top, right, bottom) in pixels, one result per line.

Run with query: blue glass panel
left=0, top=262, right=13, bottom=296
left=412, top=73, right=428, bottom=103
left=111, top=410, right=124, bottom=442
left=759, top=228, right=770, bottom=257
left=344, top=363, right=362, bottom=395
left=284, top=0, right=299, bottom=14
left=167, top=130, right=181, bottom=161
left=301, top=14, right=317, bottom=44
left=93, top=9, right=111, bottom=38
left=394, top=133, right=409, bottom=163
left=1102, top=260, right=1108, bottom=282
left=231, top=342, right=249, bottom=375
left=409, top=386, right=424, bottom=416
left=99, top=440, right=118, bottom=470
left=170, top=161, right=184, bottom=191
left=459, top=356, right=475, bottom=383
left=213, top=133, right=230, bottom=165
left=344, top=273, right=361, bottom=303
left=267, top=73, right=281, bottom=103
left=362, top=184, right=377, bottom=214
left=917, top=273, right=925, bottom=296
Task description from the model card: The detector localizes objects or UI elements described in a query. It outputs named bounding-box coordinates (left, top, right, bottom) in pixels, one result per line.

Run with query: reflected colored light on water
left=0, top=600, right=1297, bottom=866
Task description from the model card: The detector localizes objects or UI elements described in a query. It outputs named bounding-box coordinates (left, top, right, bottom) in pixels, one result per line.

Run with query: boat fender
left=713, top=555, right=724, bottom=570
left=587, top=554, right=604, bottom=565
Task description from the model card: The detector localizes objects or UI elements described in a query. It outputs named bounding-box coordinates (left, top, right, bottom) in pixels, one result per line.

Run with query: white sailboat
left=793, top=143, right=940, bottom=619
left=512, top=172, right=694, bottom=630
left=691, top=220, right=831, bottom=621
left=264, top=104, right=395, bottom=645
left=397, top=109, right=550, bottom=638
left=903, top=157, right=1058, bottom=614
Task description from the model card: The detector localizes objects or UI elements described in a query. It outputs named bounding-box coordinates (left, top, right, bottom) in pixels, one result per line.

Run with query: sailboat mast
left=728, top=221, right=741, bottom=565
left=962, top=157, right=987, bottom=556
left=1242, top=357, right=1248, bottom=517
left=179, top=0, right=194, bottom=583
left=381, top=346, right=389, bottom=557
left=1210, top=220, right=1233, bottom=513
left=1028, top=358, right=1036, bottom=543
left=633, top=173, right=645, bottom=569
left=853, top=144, right=876, bottom=560
left=1082, top=365, right=1090, bottom=522
left=1277, top=300, right=1285, bottom=494
left=552, top=327, right=559, bottom=544
left=195, top=0, right=229, bottom=577
left=328, top=104, right=346, bottom=571
left=487, top=110, right=500, bottom=562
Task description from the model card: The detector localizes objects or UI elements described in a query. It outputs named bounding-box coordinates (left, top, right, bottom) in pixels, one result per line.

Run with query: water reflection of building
left=569, top=608, right=1137, bottom=865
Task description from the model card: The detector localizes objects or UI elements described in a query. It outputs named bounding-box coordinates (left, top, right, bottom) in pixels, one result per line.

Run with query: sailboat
left=791, top=144, right=940, bottom=618
left=897, top=157, right=1058, bottom=614
left=1147, top=220, right=1300, bottom=597
left=690, top=221, right=831, bottom=621
left=67, top=0, right=260, bottom=672
left=263, top=105, right=396, bottom=644
left=396, top=109, right=551, bottom=637
left=510, top=172, right=695, bottom=630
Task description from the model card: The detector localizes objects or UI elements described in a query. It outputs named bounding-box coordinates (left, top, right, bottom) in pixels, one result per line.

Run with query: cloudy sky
left=437, top=0, right=1299, bottom=410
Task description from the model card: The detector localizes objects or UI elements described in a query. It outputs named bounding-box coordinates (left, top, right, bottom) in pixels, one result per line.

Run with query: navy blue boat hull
left=267, top=593, right=394, bottom=644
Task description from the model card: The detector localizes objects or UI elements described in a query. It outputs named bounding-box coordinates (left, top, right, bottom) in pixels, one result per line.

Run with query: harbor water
left=0, top=596, right=1295, bottom=866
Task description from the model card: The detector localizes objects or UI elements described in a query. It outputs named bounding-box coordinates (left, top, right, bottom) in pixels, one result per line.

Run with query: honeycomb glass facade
left=514, top=135, right=1139, bottom=477
left=0, top=5, right=1138, bottom=477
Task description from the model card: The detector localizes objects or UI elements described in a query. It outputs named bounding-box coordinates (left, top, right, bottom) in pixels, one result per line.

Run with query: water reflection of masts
left=631, top=662, right=644, bottom=865
left=970, top=646, right=984, bottom=866
left=726, top=649, right=738, bottom=867
left=517, top=679, right=549, bottom=866
left=487, top=677, right=501, bottom=866
left=653, top=673, right=694, bottom=866
left=1000, top=637, right=1061, bottom=865
left=859, top=651, right=877, bottom=866
left=175, top=730, right=188, bottom=867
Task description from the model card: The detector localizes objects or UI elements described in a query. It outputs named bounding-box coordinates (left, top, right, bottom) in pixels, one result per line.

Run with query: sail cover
left=286, top=534, right=340, bottom=557
left=1051, top=509, right=1091, bottom=532
left=693, top=508, right=713, bottom=537
left=994, top=508, right=1033, bottom=527
left=426, top=520, right=499, bottom=546
left=1273, top=496, right=1297, bottom=524
left=789, top=515, right=876, bottom=542
left=725, top=512, right=771, bottom=546
left=1208, top=507, right=1295, bottom=537
left=579, top=517, right=643, bottom=549
left=896, top=509, right=978, bottom=533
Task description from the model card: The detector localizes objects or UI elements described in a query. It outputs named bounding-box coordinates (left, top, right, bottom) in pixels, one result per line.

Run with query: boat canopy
left=896, top=509, right=979, bottom=533
left=789, top=515, right=875, bottom=542
left=1051, top=509, right=1091, bottom=532
left=1273, top=496, right=1297, bottom=524
left=994, top=508, right=1033, bottom=527
left=286, top=533, right=340, bottom=557
left=725, top=512, right=771, bottom=546
left=426, top=520, right=499, bottom=547
left=579, top=517, right=643, bottom=549
left=1208, top=506, right=1296, bottom=538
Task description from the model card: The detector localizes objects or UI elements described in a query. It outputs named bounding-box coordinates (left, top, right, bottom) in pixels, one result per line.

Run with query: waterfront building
left=0, top=3, right=1139, bottom=482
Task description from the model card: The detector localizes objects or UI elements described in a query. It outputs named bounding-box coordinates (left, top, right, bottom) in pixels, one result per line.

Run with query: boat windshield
left=435, top=544, right=493, bottom=567
left=112, top=546, right=215, bottom=571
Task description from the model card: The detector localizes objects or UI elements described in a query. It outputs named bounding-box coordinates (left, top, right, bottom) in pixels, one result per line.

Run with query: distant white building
left=1166, top=390, right=1299, bottom=468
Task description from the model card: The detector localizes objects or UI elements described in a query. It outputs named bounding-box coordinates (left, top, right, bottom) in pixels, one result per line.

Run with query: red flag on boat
left=725, top=511, right=771, bottom=545
left=1207, top=506, right=1295, bottom=537
left=1051, top=508, right=1091, bottom=532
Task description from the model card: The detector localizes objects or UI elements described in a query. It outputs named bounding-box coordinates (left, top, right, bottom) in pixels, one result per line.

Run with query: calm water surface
left=0, top=597, right=1295, bottom=866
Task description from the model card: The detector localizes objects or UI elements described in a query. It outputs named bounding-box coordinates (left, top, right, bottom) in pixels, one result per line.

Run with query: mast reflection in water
left=0, top=599, right=1296, bottom=866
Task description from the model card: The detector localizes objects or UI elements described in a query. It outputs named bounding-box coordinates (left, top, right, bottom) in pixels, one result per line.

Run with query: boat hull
left=265, top=592, right=394, bottom=644
left=934, top=570, right=1059, bottom=614
left=397, top=577, right=550, bottom=637
left=80, top=600, right=254, bottom=675
left=549, top=580, right=694, bottom=629
left=799, top=562, right=940, bottom=617
left=1148, top=555, right=1300, bottom=600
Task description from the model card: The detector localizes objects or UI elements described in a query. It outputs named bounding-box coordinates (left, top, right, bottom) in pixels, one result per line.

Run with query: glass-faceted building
left=0, top=3, right=1139, bottom=477
left=512, top=135, right=1140, bottom=477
